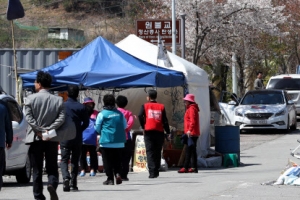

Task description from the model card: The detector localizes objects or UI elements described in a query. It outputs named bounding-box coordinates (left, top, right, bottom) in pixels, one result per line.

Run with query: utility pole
left=232, top=52, right=237, bottom=94
left=172, top=0, right=176, bottom=54
left=180, top=14, right=186, bottom=59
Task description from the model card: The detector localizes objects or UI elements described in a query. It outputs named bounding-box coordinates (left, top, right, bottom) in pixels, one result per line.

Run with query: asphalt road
left=240, top=119, right=300, bottom=151
left=240, top=131, right=284, bottom=151
left=2, top=127, right=300, bottom=200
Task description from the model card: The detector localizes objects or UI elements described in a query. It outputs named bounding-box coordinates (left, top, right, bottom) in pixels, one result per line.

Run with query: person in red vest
left=138, top=90, right=170, bottom=178
left=178, top=93, right=200, bottom=173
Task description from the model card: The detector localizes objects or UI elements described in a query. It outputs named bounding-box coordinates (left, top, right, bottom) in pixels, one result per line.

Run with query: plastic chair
left=223, top=153, right=239, bottom=167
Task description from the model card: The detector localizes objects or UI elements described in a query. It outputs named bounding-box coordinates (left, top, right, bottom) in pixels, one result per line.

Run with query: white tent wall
left=80, top=87, right=185, bottom=130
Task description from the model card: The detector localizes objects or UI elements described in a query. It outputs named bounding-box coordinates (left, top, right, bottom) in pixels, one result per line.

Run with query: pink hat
left=83, top=97, right=95, bottom=104
left=183, top=94, right=195, bottom=103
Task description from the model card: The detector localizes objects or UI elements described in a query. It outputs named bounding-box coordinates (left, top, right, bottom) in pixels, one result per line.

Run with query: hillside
left=0, top=0, right=140, bottom=47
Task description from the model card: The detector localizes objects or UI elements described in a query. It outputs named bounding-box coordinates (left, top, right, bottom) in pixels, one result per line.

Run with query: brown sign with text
left=136, top=19, right=181, bottom=45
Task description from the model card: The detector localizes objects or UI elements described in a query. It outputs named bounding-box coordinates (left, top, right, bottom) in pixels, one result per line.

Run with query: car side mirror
left=12, top=121, right=20, bottom=129
left=228, top=100, right=239, bottom=106
left=288, top=100, right=294, bottom=105
left=228, top=101, right=236, bottom=106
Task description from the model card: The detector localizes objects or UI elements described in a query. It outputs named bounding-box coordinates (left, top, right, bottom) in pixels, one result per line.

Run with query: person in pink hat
left=178, top=93, right=200, bottom=173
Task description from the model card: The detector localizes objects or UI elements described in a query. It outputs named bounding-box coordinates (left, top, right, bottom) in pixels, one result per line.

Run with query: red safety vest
left=144, top=102, right=165, bottom=132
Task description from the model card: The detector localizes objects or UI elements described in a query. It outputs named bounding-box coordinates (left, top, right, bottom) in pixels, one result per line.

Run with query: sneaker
left=47, top=185, right=58, bottom=200
left=90, top=171, right=96, bottom=176
left=188, top=168, right=198, bottom=173
left=63, top=179, right=70, bottom=192
left=79, top=171, right=85, bottom=177
left=178, top=168, right=187, bottom=173
left=103, top=179, right=114, bottom=185
left=115, top=174, right=122, bottom=185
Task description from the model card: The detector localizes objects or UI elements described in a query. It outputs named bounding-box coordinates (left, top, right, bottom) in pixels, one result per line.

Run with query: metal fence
left=0, top=48, right=78, bottom=96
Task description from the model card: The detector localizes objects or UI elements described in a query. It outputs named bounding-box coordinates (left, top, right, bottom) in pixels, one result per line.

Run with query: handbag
left=180, top=134, right=188, bottom=145
left=82, top=119, right=97, bottom=146
left=187, top=137, right=195, bottom=147
left=180, top=133, right=195, bottom=147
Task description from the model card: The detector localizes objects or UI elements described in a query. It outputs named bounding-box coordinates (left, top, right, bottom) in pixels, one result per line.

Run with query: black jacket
left=60, top=98, right=89, bottom=147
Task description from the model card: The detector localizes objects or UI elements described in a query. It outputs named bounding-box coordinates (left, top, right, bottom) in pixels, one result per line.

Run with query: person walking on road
left=0, top=100, right=13, bottom=191
left=254, top=71, right=264, bottom=90
left=24, top=71, right=65, bottom=200
left=60, top=85, right=89, bottom=192
left=138, top=90, right=170, bottom=179
left=80, top=97, right=99, bottom=177
left=94, top=94, right=127, bottom=185
left=116, top=95, right=134, bottom=181
left=178, top=94, right=200, bottom=173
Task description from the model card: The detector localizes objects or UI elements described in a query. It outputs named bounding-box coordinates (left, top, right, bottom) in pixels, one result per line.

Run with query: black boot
left=70, top=178, right=78, bottom=191
left=115, top=173, right=122, bottom=185
left=103, top=179, right=114, bottom=185
left=63, top=179, right=70, bottom=192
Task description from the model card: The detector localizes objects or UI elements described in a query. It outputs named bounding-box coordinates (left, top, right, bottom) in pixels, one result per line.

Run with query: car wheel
left=16, top=155, right=32, bottom=184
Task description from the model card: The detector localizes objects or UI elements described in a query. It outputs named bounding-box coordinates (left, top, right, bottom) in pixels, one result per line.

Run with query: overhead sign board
left=136, top=19, right=181, bottom=45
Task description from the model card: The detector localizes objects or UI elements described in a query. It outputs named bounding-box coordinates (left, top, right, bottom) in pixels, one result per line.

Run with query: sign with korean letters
left=136, top=19, right=181, bottom=45
left=132, top=135, right=148, bottom=172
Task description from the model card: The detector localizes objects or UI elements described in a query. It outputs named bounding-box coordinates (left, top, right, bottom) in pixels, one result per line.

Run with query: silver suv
left=266, top=74, right=300, bottom=115
left=0, top=90, right=31, bottom=183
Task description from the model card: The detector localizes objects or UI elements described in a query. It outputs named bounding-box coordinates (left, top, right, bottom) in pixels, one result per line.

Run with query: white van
left=266, top=74, right=300, bottom=115
left=0, top=92, right=31, bottom=183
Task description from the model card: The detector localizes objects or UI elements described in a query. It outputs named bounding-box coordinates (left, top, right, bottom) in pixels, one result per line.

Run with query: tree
left=89, top=0, right=171, bottom=42
left=272, top=0, right=300, bottom=74
left=162, top=0, right=288, bottom=95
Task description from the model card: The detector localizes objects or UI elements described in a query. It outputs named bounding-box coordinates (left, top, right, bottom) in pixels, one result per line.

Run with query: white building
left=47, top=27, right=85, bottom=41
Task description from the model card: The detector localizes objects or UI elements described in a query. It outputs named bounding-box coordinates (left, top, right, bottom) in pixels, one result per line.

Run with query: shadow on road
left=2, top=182, right=32, bottom=187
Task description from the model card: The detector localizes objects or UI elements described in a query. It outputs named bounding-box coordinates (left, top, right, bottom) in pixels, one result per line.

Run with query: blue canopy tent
left=20, top=36, right=185, bottom=90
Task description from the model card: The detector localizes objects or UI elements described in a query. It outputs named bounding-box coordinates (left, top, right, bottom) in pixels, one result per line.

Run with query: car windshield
left=241, top=92, right=284, bottom=105
left=268, top=78, right=300, bottom=90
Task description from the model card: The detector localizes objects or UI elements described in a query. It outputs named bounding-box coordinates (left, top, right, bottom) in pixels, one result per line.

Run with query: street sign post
left=136, top=19, right=181, bottom=45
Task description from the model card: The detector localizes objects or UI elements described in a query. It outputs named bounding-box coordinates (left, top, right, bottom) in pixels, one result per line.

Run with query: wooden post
left=11, top=20, right=20, bottom=104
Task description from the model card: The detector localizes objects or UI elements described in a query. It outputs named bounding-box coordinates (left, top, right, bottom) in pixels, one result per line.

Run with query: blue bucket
left=215, top=126, right=240, bottom=163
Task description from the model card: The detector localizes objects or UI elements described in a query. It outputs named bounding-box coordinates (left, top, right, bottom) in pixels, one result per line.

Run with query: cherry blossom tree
left=271, top=0, right=300, bottom=74
left=162, top=0, right=288, bottom=95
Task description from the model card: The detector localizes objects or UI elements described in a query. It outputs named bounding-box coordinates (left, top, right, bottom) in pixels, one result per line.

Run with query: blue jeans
left=60, top=144, right=81, bottom=186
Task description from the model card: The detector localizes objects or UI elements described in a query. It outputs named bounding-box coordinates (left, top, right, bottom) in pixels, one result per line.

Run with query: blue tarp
left=20, top=36, right=185, bottom=89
